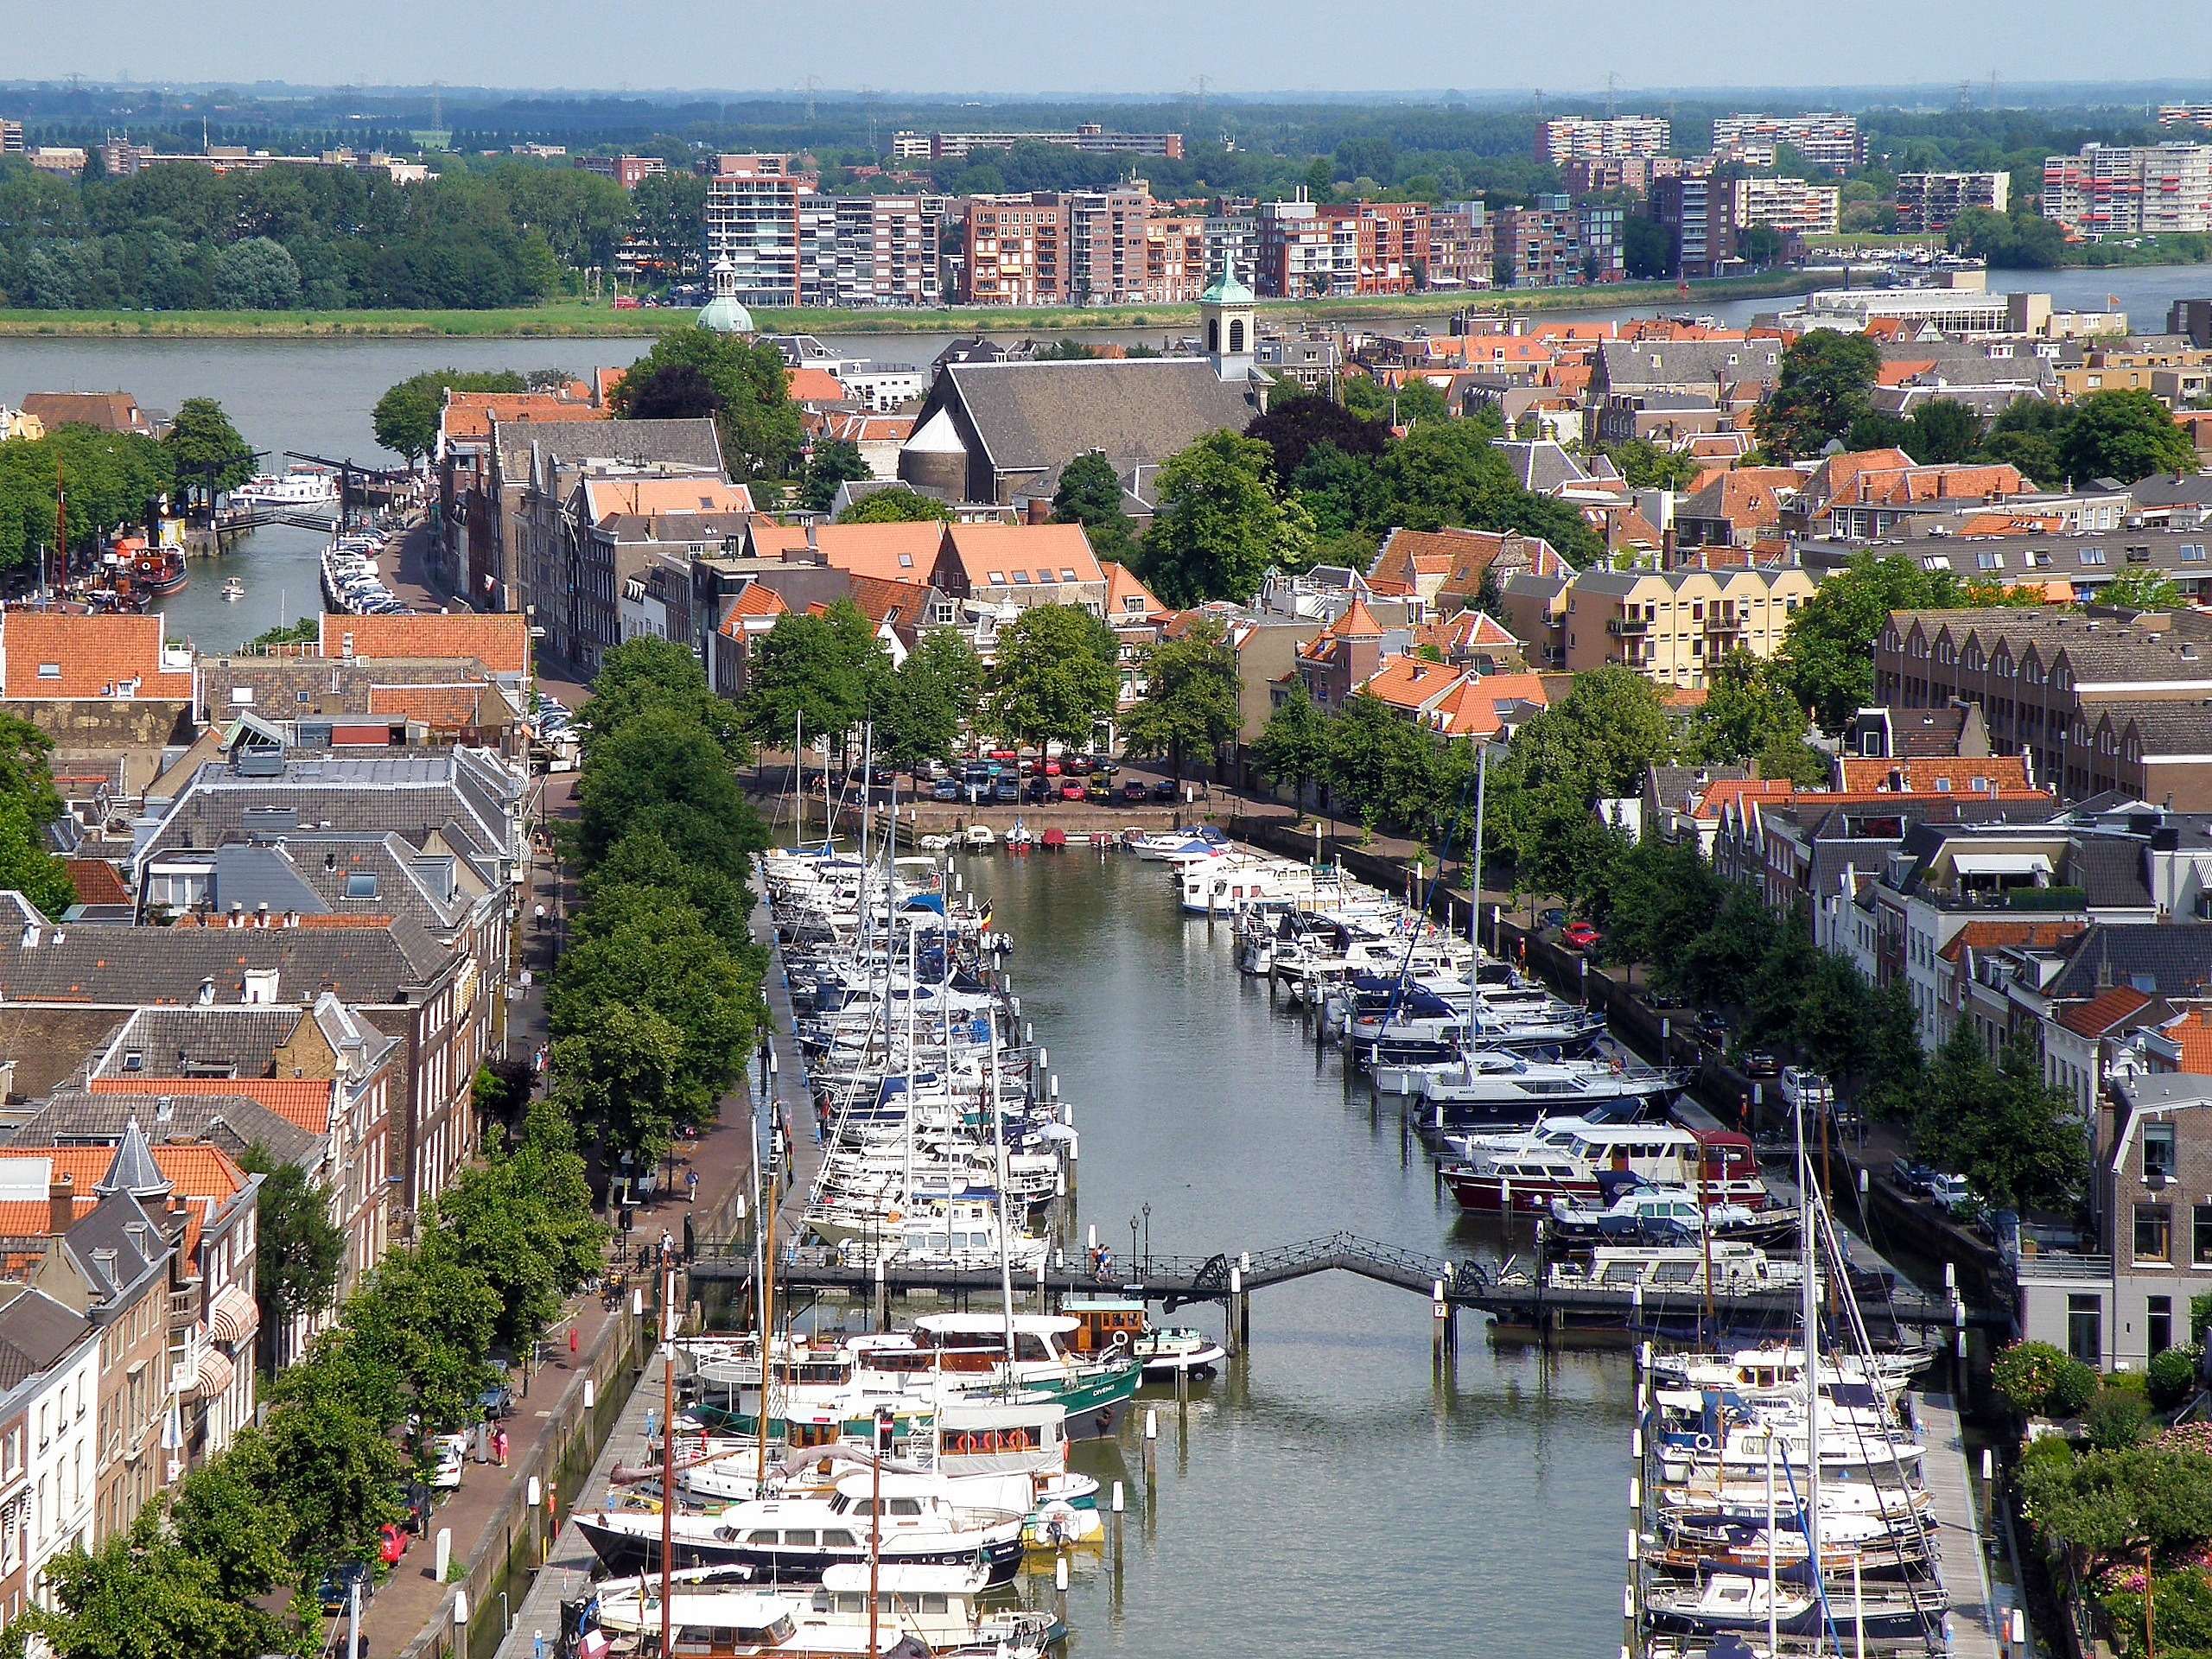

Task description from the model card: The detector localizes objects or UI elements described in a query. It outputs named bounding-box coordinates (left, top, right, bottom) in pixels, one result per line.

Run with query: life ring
left=1694, top=1433, right=1713, bottom=1450
left=1109, top=1329, right=1131, bottom=1351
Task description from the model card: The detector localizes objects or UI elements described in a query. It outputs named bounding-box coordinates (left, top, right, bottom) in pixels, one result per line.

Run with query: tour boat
left=1061, top=1297, right=1227, bottom=1379
left=580, top=1562, right=1058, bottom=1657
left=228, top=466, right=341, bottom=511
left=575, top=1471, right=1026, bottom=1583
left=220, top=576, right=245, bottom=601
left=1442, top=1123, right=1765, bottom=1214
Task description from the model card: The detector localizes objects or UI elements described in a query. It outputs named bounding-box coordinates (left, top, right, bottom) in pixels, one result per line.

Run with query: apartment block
left=1495, top=198, right=1586, bottom=288
left=1558, top=564, right=1816, bottom=689
left=2158, top=105, right=2212, bottom=133
left=1535, top=115, right=1671, bottom=164
left=573, top=154, right=666, bottom=189
left=906, top=125, right=1183, bottom=162
left=1710, top=112, right=1861, bottom=170
left=1894, top=171, right=2012, bottom=233
left=960, top=194, right=1069, bottom=305
left=1731, top=175, right=1841, bottom=237
left=704, top=155, right=813, bottom=308
left=830, top=195, right=943, bottom=306
left=1255, top=190, right=1425, bottom=298
left=1563, top=155, right=1689, bottom=197
left=1205, top=210, right=1259, bottom=285
left=2044, top=143, right=2212, bottom=238
left=1580, top=201, right=1626, bottom=281
left=1065, top=181, right=1158, bottom=306
left=1653, top=175, right=1732, bottom=278
left=0, top=120, right=21, bottom=156
left=1142, top=214, right=1211, bottom=303
left=1427, top=202, right=1494, bottom=290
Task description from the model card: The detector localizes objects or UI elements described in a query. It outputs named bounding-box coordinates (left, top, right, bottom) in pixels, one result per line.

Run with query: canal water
left=5, top=260, right=2205, bottom=657
left=948, top=850, right=1633, bottom=1659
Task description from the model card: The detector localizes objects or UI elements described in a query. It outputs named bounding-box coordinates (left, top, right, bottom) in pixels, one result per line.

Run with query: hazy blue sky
left=8, top=0, right=2203, bottom=96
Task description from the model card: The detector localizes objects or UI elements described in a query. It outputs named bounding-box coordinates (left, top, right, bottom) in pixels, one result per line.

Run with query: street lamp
left=1141, top=1203, right=1152, bottom=1275
left=1128, top=1214, right=1139, bottom=1275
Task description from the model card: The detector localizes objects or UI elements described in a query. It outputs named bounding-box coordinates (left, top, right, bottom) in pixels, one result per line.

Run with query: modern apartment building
left=2043, top=143, right=2212, bottom=238
left=1731, top=175, right=1841, bottom=237
left=830, top=195, right=943, bottom=306
left=1894, top=171, right=2012, bottom=233
left=1495, top=198, right=1585, bottom=288
left=1653, top=175, right=1730, bottom=277
left=573, top=154, right=666, bottom=189
left=1255, top=190, right=1425, bottom=298
left=1535, top=115, right=1671, bottom=164
left=1710, top=112, right=1862, bottom=170
left=0, top=120, right=22, bottom=156
left=899, top=125, right=1183, bottom=162
left=1427, top=203, right=1494, bottom=290
left=1580, top=201, right=1626, bottom=281
left=959, top=194, right=1069, bottom=305
left=703, top=154, right=814, bottom=308
left=1563, top=155, right=1690, bottom=197
left=1065, top=182, right=1159, bottom=305
left=1549, top=564, right=1816, bottom=689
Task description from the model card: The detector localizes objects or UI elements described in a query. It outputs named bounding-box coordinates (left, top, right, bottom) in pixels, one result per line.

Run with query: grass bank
left=0, top=271, right=1825, bottom=341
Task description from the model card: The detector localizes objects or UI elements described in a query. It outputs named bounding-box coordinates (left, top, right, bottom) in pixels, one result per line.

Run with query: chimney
left=48, top=1174, right=73, bottom=1232
left=804, top=520, right=819, bottom=553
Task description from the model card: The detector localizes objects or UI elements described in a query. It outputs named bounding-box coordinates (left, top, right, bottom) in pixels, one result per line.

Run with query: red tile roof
left=1, top=613, right=193, bottom=701
left=786, top=368, right=850, bottom=404
left=63, top=859, right=130, bottom=906
left=365, top=683, right=494, bottom=730
left=1936, top=920, right=2087, bottom=964
left=319, top=613, right=530, bottom=676
left=2056, top=986, right=2157, bottom=1039
left=440, top=392, right=605, bottom=444
left=90, top=1076, right=333, bottom=1135
left=1832, top=755, right=2037, bottom=795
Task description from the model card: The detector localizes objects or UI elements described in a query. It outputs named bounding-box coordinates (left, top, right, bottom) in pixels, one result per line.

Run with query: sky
left=3, top=0, right=2205, bottom=97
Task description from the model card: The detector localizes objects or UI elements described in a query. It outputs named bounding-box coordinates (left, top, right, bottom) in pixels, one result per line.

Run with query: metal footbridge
left=689, top=1227, right=1984, bottom=1343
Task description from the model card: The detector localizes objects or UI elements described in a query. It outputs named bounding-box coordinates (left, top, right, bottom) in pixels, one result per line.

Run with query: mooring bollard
left=1143, top=1408, right=1158, bottom=1483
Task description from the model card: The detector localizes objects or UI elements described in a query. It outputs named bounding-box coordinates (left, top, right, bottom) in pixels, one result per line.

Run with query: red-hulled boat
left=108, top=533, right=188, bottom=597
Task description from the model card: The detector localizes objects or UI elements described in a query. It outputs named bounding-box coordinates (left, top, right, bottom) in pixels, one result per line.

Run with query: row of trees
left=0, top=156, right=642, bottom=311
left=16, top=1106, right=602, bottom=1659
left=554, top=638, right=770, bottom=1161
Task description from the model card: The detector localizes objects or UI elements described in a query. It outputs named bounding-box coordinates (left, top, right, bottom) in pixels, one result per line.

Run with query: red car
left=1042, top=759, right=1062, bottom=777
left=1059, top=781, right=1087, bottom=801
left=1560, top=920, right=1601, bottom=951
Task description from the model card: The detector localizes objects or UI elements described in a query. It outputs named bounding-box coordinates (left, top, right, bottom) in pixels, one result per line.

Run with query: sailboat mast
left=795, top=711, right=804, bottom=849
left=903, top=925, right=917, bottom=1219
left=1797, top=1094, right=1821, bottom=1574
left=988, top=1015, right=1017, bottom=1381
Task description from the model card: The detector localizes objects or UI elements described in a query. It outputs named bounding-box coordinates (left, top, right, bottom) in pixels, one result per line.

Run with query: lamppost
left=1128, top=1214, right=1138, bottom=1277
left=1141, top=1203, right=1152, bottom=1275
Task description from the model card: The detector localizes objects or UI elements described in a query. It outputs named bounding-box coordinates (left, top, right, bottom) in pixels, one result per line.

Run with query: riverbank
left=0, top=271, right=1825, bottom=341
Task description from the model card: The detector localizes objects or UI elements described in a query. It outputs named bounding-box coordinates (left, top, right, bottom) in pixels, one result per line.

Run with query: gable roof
left=89, top=1075, right=333, bottom=1135
left=753, top=521, right=944, bottom=582
left=319, top=613, right=530, bottom=677
left=1, top=613, right=193, bottom=702
left=938, top=523, right=1103, bottom=588
left=933, top=359, right=1264, bottom=480
left=493, top=416, right=723, bottom=478
left=440, top=391, right=606, bottom=445
left=2050, top=924, right=2212, bottom=1001
left=1832, top=755, right=2036, bottom=795
left=2056, top=984, right=2158, bottom=1039
left=1099, top=561, right=1165, bottom=620
left=1936, top=918, right=2088, bottom=964
left=786, top=367, right=850, bottom=404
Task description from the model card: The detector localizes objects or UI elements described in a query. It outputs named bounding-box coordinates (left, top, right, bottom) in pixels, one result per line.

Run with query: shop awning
left=183, top=1345, right=236, bottom=1402
left=207, top=1284, right=259, bottom=1347
left=1951, top=851, right=2053, bottom=878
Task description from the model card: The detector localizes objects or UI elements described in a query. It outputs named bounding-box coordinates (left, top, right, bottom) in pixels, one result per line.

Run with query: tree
left=878, top=630, right=982, bottom=770
left=1913, top=1027, right=2088, bottom=1212
left=162, top=397, right=256, bottom=503
left=1244, top=391, right=1389, bottom=480
left=798, top=437, right=873, bottom=512
left=1623, top=214, right=1673, bottom=281
left=622, top=362, right=722, bottom=421
left=983, top=605, right=1119, bottom=749
left=1735, top=224, right=1785, bottom=267
left=256, top=1394, right=404, bottom=1578
left=430, top=1101, right=603, bottom=1352
left=370, top=369, right=526, bottom=465
left=211, top=236, right=301, bottom=309
left=1141, top=430, right=1299, bottom=607
left=1049, top=451, right=1138, bottom=566
left=1344, top=373, right=1449, bottom=426
left=548, top=1004, right=692, bottom=1164
left=1753, top=331, right=1882, bottom=461
left=330, top=1248, right=501, bottom=1429
left=575, top=705, right=766, bottom=874
left=2020, top=1442, right=2212, bottom=1571
left=1253, top=683, right=1330, bottom=812
left=582, top=830, right=757, bottom=955
left=612, top=325, right=802, bottom=482
left=1689, top=649, right=1821, bottom=776
left=1596, top=438, right=1700, bottom=493
left=1775, top=551, right=1966, bottom=732
left=237, top=1150, right=344, bottom=1363
left=2059, top=389, right=2197, bottom=486
left=168, top=1433, right=301, bottom=1605
left=1121, top=618, right=1240, bottom=785
left=837, top=486, right=955, bottom=524
left=741, top=603, right=890, bottom=762
left=2098, top=568, right=2188, bottom=612
left=583, top=636, right=751, bottom=767
left=1903, top=397, right=1982, bottom=465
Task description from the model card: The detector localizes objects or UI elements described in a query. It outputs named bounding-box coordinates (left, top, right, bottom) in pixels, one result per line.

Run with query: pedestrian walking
left=686, top=1166, right=699, bottom=1205
left=645, top=1405, right=658, bottom=1445
left=568, top=1324, right=578, bottom=1357
left=494, top=1427, right=510, bottom=1467
left=533, top=1631, right=547, bottom=1659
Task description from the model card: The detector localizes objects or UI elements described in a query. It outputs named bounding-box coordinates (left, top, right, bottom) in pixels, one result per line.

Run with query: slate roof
left=1593, top=339, right=1783, bottom=393
left=493, top=416, right=724, bottom=478
left=2048, top=923, right=2212, bottom=1001
left=95, top=1005, right=306, bottom=1077
left=935, top=359, right=1265, bottom=481
left=0, top=909, right=451, bottom=1006
left=14, top=1087, right=326, bottom=1169
left=2069, top=836, right=2157, bottom=910
left=0, top=1284, right=92, bottom=1387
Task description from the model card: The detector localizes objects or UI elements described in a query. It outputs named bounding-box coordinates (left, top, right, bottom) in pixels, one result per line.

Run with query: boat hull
left=576, top=1516, right=1026, bottom=1586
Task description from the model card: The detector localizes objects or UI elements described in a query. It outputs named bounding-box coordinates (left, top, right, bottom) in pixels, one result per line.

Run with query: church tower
left=1198, top=260, right=1256, bottom=382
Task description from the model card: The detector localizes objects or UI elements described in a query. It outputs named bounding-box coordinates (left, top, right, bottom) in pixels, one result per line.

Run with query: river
left=940, top=852, right=1631, bottom=1659
left=4, top=261, right=2208, bottom=652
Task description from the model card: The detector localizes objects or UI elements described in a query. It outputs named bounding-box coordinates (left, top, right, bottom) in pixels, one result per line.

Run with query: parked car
left=319, top=1562, right=372, bottom=1617
left=476, top=1383, right=516, bottom=1420
left=992, top=779, right=1020, bottom=804
left=1778, top=1067, right=1833, bottom=1111
left=1741, top=1050, right=1780, bottom=1079
left=931, top=778, right=960, bottom=803
left=429, top=1433, right=467, bottom=1491
left=1560, top=920, right=1601, bottom=951
left=1921, top=1171, right=1974, bottom=1211
left=1024, top=778, right=1054, bottom=804
left=1890, top=1157, right=1936, bottom=1192
left=1151, top=779, right=1179, bottom=803
left=1085, top=780, right=1111, bottom=804
left=1042, top=759, right=1063, bottom=777
left=1059, top=782, right=1087, bottom=802
left=1120, top=780, right=1149, bottom=803
left=1692, top=1008, right=1732, bottom=1046
left=1536, top=906, right=1567, bottom=932
left=378, top=1522, right=408, bottom=1567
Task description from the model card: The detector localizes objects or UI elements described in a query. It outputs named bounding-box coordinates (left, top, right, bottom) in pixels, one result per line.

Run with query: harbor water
left=5, top=260, right=2208, bottom=656
left=931, top=850, right=1633, bottom=1659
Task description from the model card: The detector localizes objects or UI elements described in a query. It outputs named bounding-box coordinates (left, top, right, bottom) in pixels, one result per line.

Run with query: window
left=2145, top=1121, right=2178, bottom=1180
left=2193, top=1203, right=2212, bottom=1264
left=2081, top=549, right=2107, bottom=565
left=344, top=874, right=379, bottom=899
left=2068, top=1293, right=2103, bottom=1365
left=2151, top=1294, right=2175, bottom=1357
left=987, top=570, right=1004, bottom=584
left=2136, top=1202, right=2172, bottom=1262
left=35, top=664, right=58, bottom=680
left=898, top=553, right=913, bottom=569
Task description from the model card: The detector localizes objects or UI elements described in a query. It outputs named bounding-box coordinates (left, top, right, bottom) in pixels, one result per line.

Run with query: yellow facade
left=1560, top=565, right=1816, bottom=688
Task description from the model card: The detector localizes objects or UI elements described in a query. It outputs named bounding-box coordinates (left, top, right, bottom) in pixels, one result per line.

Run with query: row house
left=570, top=476, right=754, bottom=677
left=1874, top=607, right=2212, bottom=804
left=1495, top=198, right=1585, bottom=289
left=0, top=1282, right=98, bottom=1630
left=433, top=389, right=605, bottom=607
left=1786, top=448, right=2031, bottom=541
left=1353, top=654, right=1550, bottom=742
